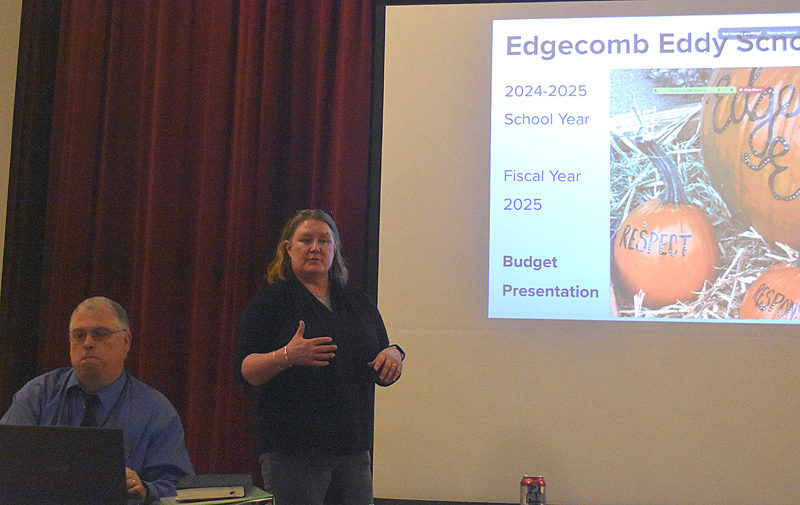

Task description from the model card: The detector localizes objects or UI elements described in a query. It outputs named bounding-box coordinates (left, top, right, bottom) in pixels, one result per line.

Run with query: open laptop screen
left=0, top=424, right=127, bottom=505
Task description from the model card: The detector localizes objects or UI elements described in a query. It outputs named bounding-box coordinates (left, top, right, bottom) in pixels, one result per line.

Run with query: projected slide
left=488, top=12, right=800, bottom=322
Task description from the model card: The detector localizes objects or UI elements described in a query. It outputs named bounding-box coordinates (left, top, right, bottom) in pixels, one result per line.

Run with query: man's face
left=69, top=304, right=131, bottom=391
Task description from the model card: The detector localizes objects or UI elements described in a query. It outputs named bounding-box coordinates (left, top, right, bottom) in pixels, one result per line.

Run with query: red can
left=520, top=474, right=546, bottom=505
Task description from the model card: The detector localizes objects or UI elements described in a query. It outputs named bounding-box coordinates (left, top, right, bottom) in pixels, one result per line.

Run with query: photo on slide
left=609, top=67, right=800, bottom=320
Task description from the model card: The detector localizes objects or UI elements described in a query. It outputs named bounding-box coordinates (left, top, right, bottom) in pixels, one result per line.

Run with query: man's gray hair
left=72, top=296, right=130, bottom=330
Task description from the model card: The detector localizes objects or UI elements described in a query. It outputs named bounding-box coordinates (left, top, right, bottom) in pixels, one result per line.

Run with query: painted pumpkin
left=739, top=259, right=800, bottom=320
left=701, top=67, right=800, bottom=249
left=613, top=140, right=718, bottom=308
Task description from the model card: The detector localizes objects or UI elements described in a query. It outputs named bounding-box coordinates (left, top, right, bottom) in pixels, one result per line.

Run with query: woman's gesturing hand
left=285, top=320, right=337, bottom=367
left=369, top=346, right=403, bottom=385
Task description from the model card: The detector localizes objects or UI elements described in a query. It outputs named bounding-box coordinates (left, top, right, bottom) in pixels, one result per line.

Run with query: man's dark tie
left=80, top=392, right=100, bottom=427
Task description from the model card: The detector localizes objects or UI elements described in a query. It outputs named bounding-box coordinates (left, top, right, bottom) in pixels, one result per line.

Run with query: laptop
left=0, top=424, right=127, bottom=505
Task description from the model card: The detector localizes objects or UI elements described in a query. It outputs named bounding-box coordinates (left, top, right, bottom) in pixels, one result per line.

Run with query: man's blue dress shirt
left=1, top=367, right=194, bottom=501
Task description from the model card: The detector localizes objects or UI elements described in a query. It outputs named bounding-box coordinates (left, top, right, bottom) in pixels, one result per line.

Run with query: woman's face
left=286, top=219, right=336, bottom=283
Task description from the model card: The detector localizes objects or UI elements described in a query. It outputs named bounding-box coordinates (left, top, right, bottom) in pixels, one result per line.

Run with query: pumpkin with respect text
left=701, top=67, right=800, bottom=249
left=613, top=140, right=718, bottom=308
left=739, top=258, right=800, bottom=320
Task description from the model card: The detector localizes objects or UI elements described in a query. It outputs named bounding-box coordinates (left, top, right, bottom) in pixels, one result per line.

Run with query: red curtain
left=23, top=0, right=373, bottom=474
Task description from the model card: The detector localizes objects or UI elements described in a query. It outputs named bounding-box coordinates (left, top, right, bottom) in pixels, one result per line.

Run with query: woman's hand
left=241, top=320, right=337, bottom=385
left=285, top=320, right=337, bottom=367
left=369, top=346, right=403, bottom=385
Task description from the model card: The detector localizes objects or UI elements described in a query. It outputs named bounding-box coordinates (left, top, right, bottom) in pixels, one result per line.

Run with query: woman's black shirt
left=235, top=275, right=390, bottom=456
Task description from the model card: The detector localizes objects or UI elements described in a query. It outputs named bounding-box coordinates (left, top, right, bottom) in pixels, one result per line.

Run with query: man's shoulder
left=19, top=367, right=75, bottom=392
left=1, top=367, right=75, bottom=424
left=123, top=373, right=178, bottom=412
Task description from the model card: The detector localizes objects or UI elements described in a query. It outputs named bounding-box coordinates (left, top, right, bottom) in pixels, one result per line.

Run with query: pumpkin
left=739, top=258, right=800, bottom=320
left=613, top=139, right=718, bottom=308
left=701, top=67, right=800, bottom=249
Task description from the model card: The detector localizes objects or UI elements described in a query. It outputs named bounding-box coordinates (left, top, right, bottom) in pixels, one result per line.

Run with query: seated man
left=1, top=296, right=194, bottom=503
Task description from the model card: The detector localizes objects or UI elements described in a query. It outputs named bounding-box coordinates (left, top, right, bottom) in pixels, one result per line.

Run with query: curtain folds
left=6, top=0, right=373, bottom=474
left=0, top=0, right=62, bottom=413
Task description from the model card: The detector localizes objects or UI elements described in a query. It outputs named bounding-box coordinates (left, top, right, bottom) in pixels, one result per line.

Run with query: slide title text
left=506, top=33, right=800, bottom=60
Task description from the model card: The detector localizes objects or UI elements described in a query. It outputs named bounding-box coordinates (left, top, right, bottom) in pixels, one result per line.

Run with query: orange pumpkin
left=613, top=140, right=718, bottom=308
left=701, top=67, right=800, bottom=249
left=739, top=259, right=800, bottom=320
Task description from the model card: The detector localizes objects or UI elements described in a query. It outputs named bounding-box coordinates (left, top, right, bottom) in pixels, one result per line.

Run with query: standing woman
left=235, top=209, right=404, bottom=505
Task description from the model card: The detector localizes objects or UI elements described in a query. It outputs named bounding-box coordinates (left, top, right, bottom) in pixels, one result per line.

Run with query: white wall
left=372, top=2, right=800, bottom=504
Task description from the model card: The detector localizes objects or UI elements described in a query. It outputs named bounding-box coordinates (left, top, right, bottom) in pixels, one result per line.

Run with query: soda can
left=520, top=474, right=546, bottom=505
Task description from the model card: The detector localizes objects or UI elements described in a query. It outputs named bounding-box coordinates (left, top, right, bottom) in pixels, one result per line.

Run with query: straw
left=609, top=78, right=798, bottom=319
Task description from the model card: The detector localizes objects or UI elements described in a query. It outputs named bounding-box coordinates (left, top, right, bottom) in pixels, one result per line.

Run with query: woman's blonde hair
left=266, top=209, right=348, bottom=285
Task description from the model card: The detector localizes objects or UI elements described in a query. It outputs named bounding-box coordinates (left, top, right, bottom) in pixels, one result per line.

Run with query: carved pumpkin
left=613, top=140, right=718, bottom=308
left=701, top=67, right=800, bottom=249
left=739, top=258, right=800, bottom=320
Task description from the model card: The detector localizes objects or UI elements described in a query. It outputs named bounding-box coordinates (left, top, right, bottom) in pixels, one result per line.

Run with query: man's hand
left=125, top=467, right=147, bottom=502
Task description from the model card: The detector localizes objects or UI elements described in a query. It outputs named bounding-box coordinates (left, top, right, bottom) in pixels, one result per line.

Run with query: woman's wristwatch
left=391, top=344, right=405, bottom=361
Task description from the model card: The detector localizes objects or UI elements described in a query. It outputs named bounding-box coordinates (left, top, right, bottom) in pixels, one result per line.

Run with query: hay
left=609, top=94, right=798, bottom=319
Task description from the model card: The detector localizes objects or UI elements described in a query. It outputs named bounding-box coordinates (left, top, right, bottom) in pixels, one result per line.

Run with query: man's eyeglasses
left=69, top=327, right=128, bottom=343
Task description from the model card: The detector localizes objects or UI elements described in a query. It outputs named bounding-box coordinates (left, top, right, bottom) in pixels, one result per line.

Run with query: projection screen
left=370, top=1, right=800, bottom=504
